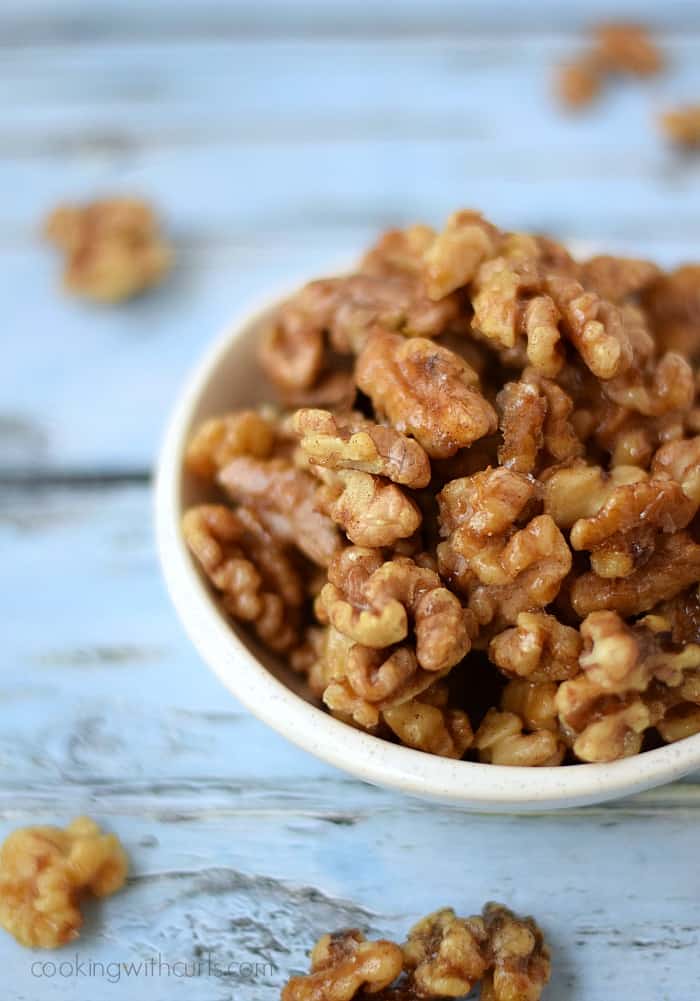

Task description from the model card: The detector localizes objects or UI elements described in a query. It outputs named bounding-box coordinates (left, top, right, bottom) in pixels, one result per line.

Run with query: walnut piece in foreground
left=281, top=902, right=551, bottom=1000
left=0, top=817, right=128, bottom=949
left=44, top=197, right=171, bottom=302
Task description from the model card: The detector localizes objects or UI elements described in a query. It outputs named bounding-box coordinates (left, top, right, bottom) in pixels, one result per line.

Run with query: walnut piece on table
left=555, top=21, right=663, bottom=111
left=44, top=197, right=171, bottom=302
left=281, top=904, right=551, bottom=1000
left=0, top=817, right=128, bottom=949
left=555, top=57, right=602, bottom=110
left=593, top=22, right=664, bottom=77
left=281, top=929, right=404, bottom=1001
left=659, top=104, right=700, bottom=150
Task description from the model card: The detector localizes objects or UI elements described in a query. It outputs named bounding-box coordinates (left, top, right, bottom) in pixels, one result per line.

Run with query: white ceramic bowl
left=155, top=282, right=700, bottom=812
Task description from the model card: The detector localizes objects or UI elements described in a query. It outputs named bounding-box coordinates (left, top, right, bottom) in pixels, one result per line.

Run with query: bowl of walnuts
left=156, top=209, right=700, bottom=811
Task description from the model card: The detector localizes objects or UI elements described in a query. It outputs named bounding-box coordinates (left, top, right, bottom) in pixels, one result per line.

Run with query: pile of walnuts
left=281, top=903, right=550, bottom=1000
left=183, top=209, right=700, bottom=766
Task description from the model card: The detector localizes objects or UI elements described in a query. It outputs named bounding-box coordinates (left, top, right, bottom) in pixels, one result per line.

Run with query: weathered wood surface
left=2, top=3, right=700, bottom=998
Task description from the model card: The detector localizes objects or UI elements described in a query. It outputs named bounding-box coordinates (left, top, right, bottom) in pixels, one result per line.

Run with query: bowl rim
left=155, top=281, right=700, bottom=811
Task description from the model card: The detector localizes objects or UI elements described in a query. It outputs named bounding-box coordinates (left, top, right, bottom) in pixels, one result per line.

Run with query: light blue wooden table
left=2, top=3, right=700, bottom=998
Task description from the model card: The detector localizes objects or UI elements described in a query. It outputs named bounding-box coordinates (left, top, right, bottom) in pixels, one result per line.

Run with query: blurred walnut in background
left=44, top=197, right=172, bottom=302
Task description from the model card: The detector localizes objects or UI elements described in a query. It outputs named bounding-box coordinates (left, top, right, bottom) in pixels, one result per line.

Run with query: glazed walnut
left=659, top=104, right=700, bottom=149
left=282, top=930, right=404, bottom=1001
left=317, top=548, right=473, bottom=672
left=422, top=210, right=501, bottom=300
left=185, top=410, right=275, bottom=479
left=571, top=530, right=700, bottom=618
left=44, top=198, right=171, bottom=302
left=594, top=22, right=663, bottom=76
left=501, top=679, right=559, bottom=732
left=581, top=255, right=660, bottom=304
left=545, top=461, right=697, bottom=579
left=0, top=817, right=128, bottom=949
left=218, top=455, right=341, bottom=567
left=402, top=908, right=490, bottom=996
left=282, top=905, right=551, bottom=1001
left=481, top=902, right=551, bottom=1001
left=556, top=57, right=602, bottom=110
left=183, top=206, right=700, bottom=766
left=317, top=469, right=422, bottom=548
left=293, top=409, right=431, bottom=488
left=556, top=611, right=700, bottom=761
left=183, top=504, right=304, bottom=652
left=490, top=613, right=581, bottom=682
left=437, top=468, right=571, bottom=630
left=474, top=709, right=565, bottom=766
left=357, top=331, right=497, bottom=459
left=383, top=684, right=473, bottom=759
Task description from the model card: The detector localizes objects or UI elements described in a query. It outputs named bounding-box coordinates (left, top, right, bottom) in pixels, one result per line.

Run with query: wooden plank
left=2, top=0, right=699, bottom=42
left=2, top=36, right=698, bottom=143
left=1, top=481, right=700, bottom=1000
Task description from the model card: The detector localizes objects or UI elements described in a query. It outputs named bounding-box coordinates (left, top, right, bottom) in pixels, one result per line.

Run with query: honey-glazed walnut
left=653, top=586, right=700, bottom=646
left=260, top=274, right=461, bottom=393
left=183, top=504, right=303, bottom=652
left=422, top=210, right=501, bottom=300
left=643, top=265, right=700, bottom=360
left=490, top=612, right=581, bottom=682
left=0, top=817, right=128, bottom=949
left=657, top=703, right=700, bottom=743
left=361, top=224, right=437, bottom=278
left=544, top=271, right=633, bottom=379
left=470, top=234, right=565, bottom=378
left=603, top=350, right=694, bottom=419
left=571, top=530, right=700, bottom=618
left=473, top=709, right=565, bottom=766
left=282, top=929, right=404, bottom=1001
left=317, top=548, right=473, bottom=672
left=402, top=907, right=490, bottom=997
left=593, top=22, right=663, bottom=76
left=293, top=409, right=431, bottom=487
left=555, top=57, right=602, bottom=109
left=323, top=644, right=448, bottom=729
left=568, top=471, right=696, bottom=579
left=497, top=374, right=583, bottom=475
left=652, top=437, right=700, bottom=504
left=383, top=684, right=474, bottom=759
left=556, top=611, right=700, bottom=761
left=659, top=104, right=700, bottom=149
left=496, top=381, right=546, bottom=475
left=44, top=198, right=171, bottom=302
left=579, top=610, right=700, bottom=693
left=356, top=330, right=498, bottom=459
left=481, top=902, right=551, bottom=1001
left=521, top=369, right=584, bottom=464
left=501, top=679, right=559, bottom=732
left=185, top=410, right=275, bottom=479
left=438, top=468, right=571, bottom=630
left=581, top=255, right=660, bottom=304
left=317, top=469, right=422, bottom=548
left=217, top=455, right=341, bottom=567
left=557, top=681, right=650, bottom=762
